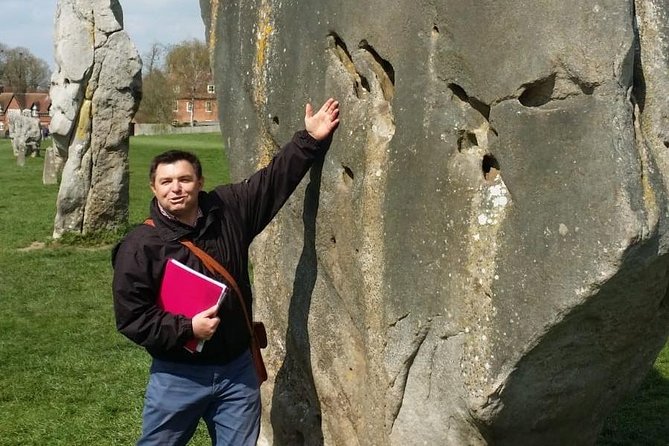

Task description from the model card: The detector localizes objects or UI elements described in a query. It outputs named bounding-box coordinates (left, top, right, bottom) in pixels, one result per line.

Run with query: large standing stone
left=50, top=0, right=141, bottom=238
left=202, top=0, right=669, bottom=445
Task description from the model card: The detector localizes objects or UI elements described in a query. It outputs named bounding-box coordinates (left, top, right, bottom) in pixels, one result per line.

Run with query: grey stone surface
left=202, top=0, right=669, bottom=444
left=50, top=0, right=141, bottom=238
left=42, top=146, right=63, bottom=185
left=8, top=110, right=42, bottom=166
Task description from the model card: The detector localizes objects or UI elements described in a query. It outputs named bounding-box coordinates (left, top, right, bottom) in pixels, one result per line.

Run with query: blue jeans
left=137, top=350, right=261, bottom=446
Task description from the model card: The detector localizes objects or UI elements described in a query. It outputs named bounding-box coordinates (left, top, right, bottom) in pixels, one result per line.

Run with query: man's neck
left=157, top=202, right=201, bottom=227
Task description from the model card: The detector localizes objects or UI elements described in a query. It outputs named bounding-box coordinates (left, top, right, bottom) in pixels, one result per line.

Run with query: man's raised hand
left=305, top=98, right=340, bottom=141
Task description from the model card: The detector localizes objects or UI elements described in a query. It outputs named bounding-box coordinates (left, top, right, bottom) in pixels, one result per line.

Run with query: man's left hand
left=305, top=98, right=340, bottom=141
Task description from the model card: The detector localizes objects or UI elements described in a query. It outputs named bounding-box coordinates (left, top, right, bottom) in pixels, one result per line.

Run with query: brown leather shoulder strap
left=143, top=218, right=255, bottom=338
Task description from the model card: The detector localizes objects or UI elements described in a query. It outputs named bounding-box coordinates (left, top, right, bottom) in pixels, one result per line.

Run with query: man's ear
left=149, top=181, right=157, bottom=195
left=198, top=176, right=205, bottom=190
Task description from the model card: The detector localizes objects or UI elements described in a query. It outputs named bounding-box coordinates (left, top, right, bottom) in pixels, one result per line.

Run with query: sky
left=1, top=0, right=206, bottom=67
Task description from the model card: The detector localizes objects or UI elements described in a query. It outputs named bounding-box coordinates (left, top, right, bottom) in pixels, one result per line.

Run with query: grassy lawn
left=0, top=134, right=227, bottom=445
left=0, top=134, right=667, bottom=445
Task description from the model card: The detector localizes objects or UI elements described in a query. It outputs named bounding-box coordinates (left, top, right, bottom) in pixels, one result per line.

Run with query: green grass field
left=0, top=134, right=227, bottom=445
left=0, top=135, right=667, bottom=445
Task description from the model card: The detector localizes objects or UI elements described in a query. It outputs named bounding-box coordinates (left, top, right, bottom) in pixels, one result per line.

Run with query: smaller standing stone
left=8, top=110, right=42, bottom=166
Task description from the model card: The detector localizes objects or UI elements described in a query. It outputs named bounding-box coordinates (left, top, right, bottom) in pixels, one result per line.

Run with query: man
left=112, top=98, right=339, bottom=445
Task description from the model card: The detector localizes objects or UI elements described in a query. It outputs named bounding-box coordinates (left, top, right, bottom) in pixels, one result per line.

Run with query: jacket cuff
left=294, top=129, right=329, bottom=151
left=182, top=317, right=195, bottom=342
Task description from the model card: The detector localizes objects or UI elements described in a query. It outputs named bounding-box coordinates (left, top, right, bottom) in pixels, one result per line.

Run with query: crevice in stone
left=519, top=74, right=556, bottom=107
left=631, top=1, right=646, bottom=112
left=659, top=277, right=669, bottom=311
left=426, top=343, right=438, bottom=399
left=448, top=83, right=490, bottom=120
left=389, top=312, right=410, bottom=327
left=358, top=40, right=395, bottom=86
left=327, top=32, right=370, bottom=99
left=358, top=39, right=395, bottom=101
left=432, top=24, right=440, bottom=35
left=360, top=75, right=371, bottom=94
left=389, top=325, right=430, bottom=432
left=448, top=83, right=468, bottom=102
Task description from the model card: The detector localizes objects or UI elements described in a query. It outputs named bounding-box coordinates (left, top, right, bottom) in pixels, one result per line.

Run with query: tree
left=135, top=69, right=175, bottom=124
left=135, top=43, right=176, bottom=124
left=165, top=39, right=211, bottom=126
left=0, top=43, right=8, bottom=85
left=0, top=46, right=50, bottom=92
left=143, top=42, right=165, bottom=77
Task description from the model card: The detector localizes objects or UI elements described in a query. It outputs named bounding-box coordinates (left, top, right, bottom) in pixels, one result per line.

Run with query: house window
left=31, top=104, right=38, bottom=117
left=207, top=84, right=216, bottom=94
left=205, top=101, right=212, bottom=112
left=0, top=122, right=4, bottom=132
left=173, top=100, right=179, bottom=112
left=186, top=101, right=193, bottom=113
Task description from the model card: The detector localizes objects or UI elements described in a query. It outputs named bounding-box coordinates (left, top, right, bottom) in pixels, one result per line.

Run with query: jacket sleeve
left=112, top=236, right=194, bottom=352
left=217, top=130, right=329, bottom=238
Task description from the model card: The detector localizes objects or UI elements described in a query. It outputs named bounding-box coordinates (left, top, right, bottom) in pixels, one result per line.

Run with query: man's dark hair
left=149, top=150, right=203, bottom=183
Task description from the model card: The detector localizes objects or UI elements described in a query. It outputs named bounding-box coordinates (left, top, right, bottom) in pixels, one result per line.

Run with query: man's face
left=150, top=160, right=204, bottom=219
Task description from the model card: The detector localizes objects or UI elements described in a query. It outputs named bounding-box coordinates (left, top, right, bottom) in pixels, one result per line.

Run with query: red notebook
left=158, top=258, right=228, bottom=353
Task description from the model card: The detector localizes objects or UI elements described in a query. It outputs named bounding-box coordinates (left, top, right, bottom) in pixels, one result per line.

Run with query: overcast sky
left=1, top=0, right=206, bottom=67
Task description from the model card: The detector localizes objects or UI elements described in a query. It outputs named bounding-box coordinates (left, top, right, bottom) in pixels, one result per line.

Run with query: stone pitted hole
left=519, top=74, right=556, bottom=107
left=579, top=82, right=595, bottom=95
left=342, top=165, right=354, bottom=186
left=272, top=116, right=279, bottom=125
left=432, top=24, right=440, bottom=34
left=664, top=141, right=669, bottom=149
left=457, top=130, right=478, bottom=152
left=482, top=154, right=500, bottom=182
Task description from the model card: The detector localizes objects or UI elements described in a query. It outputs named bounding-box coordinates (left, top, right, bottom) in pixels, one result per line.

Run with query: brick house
left=172, top=82, right=218, bottom=126
left=0, top=89, right=51, bottom=136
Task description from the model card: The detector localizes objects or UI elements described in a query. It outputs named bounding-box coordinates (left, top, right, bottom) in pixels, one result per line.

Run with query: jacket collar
left=149, top=191, right=221, bottom=242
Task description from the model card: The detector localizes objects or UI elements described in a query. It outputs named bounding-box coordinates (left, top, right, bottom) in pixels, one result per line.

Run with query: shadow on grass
left=597, top=368, right=669, bottom=446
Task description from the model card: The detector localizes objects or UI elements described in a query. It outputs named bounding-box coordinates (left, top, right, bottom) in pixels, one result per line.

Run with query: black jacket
left=112, top=130, right=327, bottom=364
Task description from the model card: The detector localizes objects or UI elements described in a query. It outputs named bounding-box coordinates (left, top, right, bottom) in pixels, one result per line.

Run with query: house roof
left=0, top=93, right=14, bottom=111
left=14, top=92, right=51, bottom=111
